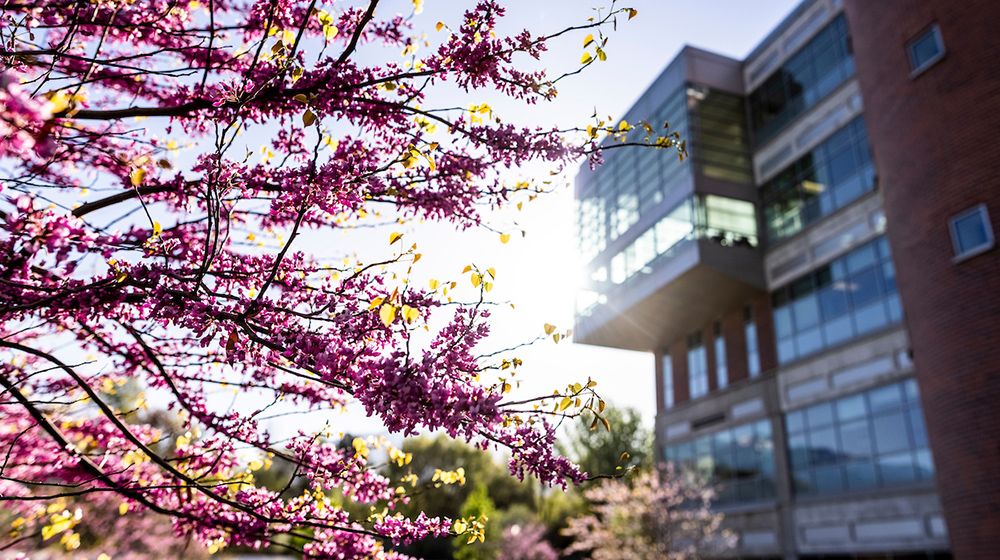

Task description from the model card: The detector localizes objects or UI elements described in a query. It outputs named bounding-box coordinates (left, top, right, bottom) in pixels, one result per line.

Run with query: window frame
left=907, top=24, right=945, bottom=78
left=949, top=203, right=995, bottom=262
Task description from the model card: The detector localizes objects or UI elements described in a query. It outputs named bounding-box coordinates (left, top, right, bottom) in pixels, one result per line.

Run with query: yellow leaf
left=559, top=397, right=572, bottom=411
left=436, top=21, right=444, bottom=32
left=157, top=158, right=171, bottom=169
left=153, top=221, right=162, bottom=236
left=130, top=168, right=145, bottom=187
left=619, top=120, right=629, bottom=131
left=380, top=304, right=396, bottom=326
left=572, top=383, right=582, bottom=393
left=553, top=333, right=561, bottom=343
left=484, top=282, right=493, bottom=292
left=293, top=93, right=308, bottom=103
left=303, top=110, right=317, bottom=126
left=413, top=253, right=422, bottom=263
left=471, top=273, right=482, bottom=288
left=462, top=265, right=472, bottom=274
left=620, top=452, right=630, bottom=462
left=487, top=267, right=496, bottom=279
left=596, top=47, right=607, bottom=62
left=581, top=52, right=592, bottom=64
left=583, top=33, right=594, bottom=48
left=429, top=279, right=440, bottom=289
left=119, top=502, right=128, bottom=515
left=601, top=417, right=611, bottom=431
left=543, top=323, right=556, bottom=335
left=369, top=296, right=384, bottom=310
left=500, top=233, right=510, bottom=244
left=401, top=305, right=419, bottom=323
left=628, top=8, right=638, bottom=19
left=599, top=400, right=606, bottom=413
left=587, top=380, right=597, bottom=388
left=389, top=231, right=403, bottom=245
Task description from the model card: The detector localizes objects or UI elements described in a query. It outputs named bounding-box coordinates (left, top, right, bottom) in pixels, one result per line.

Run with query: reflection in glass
left=785, top=380, right=935, bottom=497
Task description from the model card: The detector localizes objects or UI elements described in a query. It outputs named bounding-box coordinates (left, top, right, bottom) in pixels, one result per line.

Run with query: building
left=573, top=0, right=1000, bottom=558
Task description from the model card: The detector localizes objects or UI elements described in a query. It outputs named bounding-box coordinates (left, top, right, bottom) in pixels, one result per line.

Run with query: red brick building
left=574, top=0, right=998, bottom=557
left=844, top=1, right=1000, bottom=558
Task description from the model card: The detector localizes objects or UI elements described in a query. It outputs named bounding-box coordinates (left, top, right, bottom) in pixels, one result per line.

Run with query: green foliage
left=454, top=484, right=501, bottom=560
left=558, top=406, right=652, bottom=479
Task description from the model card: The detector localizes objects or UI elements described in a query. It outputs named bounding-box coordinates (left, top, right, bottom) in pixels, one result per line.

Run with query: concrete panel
left=665, top=422, right=690, bottom=441
left=731, top=397, right=765, bottom=420
left=787, top=378, right=828, bottom=402
left=803, top=524, right=850, bottom=545
left=742, top=530, right=777, bottom=548
left=855, top=519, right=924, bottom=541
left=831, top=356, right=895, bottom=388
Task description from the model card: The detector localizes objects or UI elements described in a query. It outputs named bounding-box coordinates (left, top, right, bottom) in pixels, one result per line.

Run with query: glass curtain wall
left=688, top=332, right=709, bottom=399
left=749, top=14, right=855, bottom=146
left=664, top=419, right=776, bottom=506
left=688, top=86, right=753, bottom=184
left=761, top=117, right=875, bottom=242
left=786, top=379, right=934, bottom=496
left=772, top=236, right=902, bottom=364
left=576, top=86, right=690, bottom=265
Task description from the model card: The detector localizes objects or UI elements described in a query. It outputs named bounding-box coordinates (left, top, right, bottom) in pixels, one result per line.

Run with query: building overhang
left=575, top=239, right=766, bottom=352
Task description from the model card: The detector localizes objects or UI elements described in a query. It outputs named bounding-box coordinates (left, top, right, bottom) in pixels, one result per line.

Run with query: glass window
left=771, top=236, right=902, bottom=364
left=688, top=332, right=709, bottom=399
left=749, top=14, right=854, bottom=144
left=714, top=325, right=728, bottom=390
left=761, top=116, right=874, bottom=242
left=785, top=380, right=934, bottom=497
left=908, top=24, right=945, bottom=74
left=744, top=307, right=761, bottom=378
left=949, top=204, right=994, bottom=260
left=665, top=419, right=776, bottom=506
left=663, top=352, right=674, bottom=409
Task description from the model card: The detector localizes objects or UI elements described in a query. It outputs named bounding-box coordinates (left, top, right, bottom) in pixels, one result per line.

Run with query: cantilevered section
left=576, top=237, right=765, bottom=351
left=574, top=46, right=765, bottom=351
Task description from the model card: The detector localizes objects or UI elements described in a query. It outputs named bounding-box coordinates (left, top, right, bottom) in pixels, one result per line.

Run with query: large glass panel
left=773, top=236, right=902, bottom=364
left=761, top=116, right=874, bottom=242
left=662, top=352, right=674, bottom=409
left=786, top=380, right=935, bottom=497
left=714, top=333, right=728, bottom=389
left=688, top=335, right=709, bottom=399
left=664, top=419, right=776, bottom=506
left=749, top=14, right=854, bottom=145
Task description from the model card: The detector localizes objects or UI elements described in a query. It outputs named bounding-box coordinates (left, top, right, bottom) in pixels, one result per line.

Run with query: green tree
left=454, top=484, right=501, bottom=560
left=559, top=406, right=652, bottom=479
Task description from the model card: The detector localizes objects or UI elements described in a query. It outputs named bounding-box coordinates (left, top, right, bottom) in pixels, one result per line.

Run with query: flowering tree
left=562, top=468, right=735, bottom=560
left=0, top=0, right=686, bottom=558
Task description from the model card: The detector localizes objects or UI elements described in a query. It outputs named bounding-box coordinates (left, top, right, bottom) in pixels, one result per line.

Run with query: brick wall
left=843, top=1, right=1000, bottom=557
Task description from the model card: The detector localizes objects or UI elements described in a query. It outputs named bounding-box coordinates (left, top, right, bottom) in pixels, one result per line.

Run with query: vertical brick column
left=843, top=1, right=1000, bottom=557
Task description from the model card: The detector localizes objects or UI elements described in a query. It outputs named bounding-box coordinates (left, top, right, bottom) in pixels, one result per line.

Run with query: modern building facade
left=574, top=0, right=999, bottom=558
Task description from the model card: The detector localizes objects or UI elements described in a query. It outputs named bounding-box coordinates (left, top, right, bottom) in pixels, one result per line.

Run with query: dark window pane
left=806, top=403, right=834, bottom=428
left=873, top=412, right=910, bottom=455
left=854, top=300, right=889, bottom=334
left=789, top=434, right=809, bottom=470
left=952, top=209, right=991, bottom=254
left=819, top=286, right=850, bottom=319
left=846, top=244, right=877, bottom=274
left=849, top=268, right=882, bottom=307
left=809, top=428, right=839, bottom=465
left=793, top=468, right=812, bottom=495
left=787, top=411, right=806, bottom=434
left=827, top=148, right=858, bottom=185
left=910, top=27, right=943, bottom=70
left=837, top=394, right=868, bottom=421
left=813, top=465, right=844, bottom=494
left=878, top=452, right=917, bottom=485
left=823, top=315, right=855, bottom=346
left=839, top=419, right=873, bottom=459
left=869, top=384, right=904, bottom=413
left=845, top=460, right=878, bottom=490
